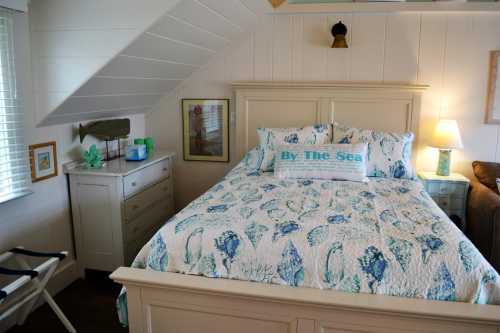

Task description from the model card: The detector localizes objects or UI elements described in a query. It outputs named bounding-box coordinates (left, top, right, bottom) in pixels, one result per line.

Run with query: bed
left=111, top=82, right=500, bottom=333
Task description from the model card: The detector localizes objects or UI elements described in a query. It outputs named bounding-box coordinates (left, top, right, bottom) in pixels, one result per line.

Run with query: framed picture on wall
left=182, top=99, right=230, bottom=162
left=29, top=141, right=58, bottom=182
left=485, top=50, right=500, bottom=124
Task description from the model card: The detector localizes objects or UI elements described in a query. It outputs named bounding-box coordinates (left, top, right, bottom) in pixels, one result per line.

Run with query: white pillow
left=241, top=146, right=264, bottom=170
left=274, top=144, right=369, bottom=182
left=333, top=123, right=415, bottom=179
left=257, top=124, right=331, bottom=172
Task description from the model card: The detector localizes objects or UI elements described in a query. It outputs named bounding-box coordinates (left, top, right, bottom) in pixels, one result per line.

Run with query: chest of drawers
left=65, top=151, right=175, bottom=274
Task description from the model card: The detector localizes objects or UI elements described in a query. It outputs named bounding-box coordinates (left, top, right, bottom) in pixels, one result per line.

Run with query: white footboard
left=111, top=267, right=500, bottom=333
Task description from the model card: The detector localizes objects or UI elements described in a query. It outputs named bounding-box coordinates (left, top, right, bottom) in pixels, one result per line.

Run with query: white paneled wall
left=30, top=0, right=181, bottom=125
left=147, top=12, right=500, bottom=210
left=35, top=0, right=271, bottom=126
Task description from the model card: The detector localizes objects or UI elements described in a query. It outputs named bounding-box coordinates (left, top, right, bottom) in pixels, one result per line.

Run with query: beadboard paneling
left=122, top=33, right=214, bottom=66
left=148, top=15, right=229, bottom=52
left=350, top=14, right=387, bottom=81
left=147, top=11, right=500, bottom=209
left=272, top=15, right=293, bottom=80
left=169, top=0, right=243, bottom=40
left=383, top=13, right=420, bottom=82
left=37, top=0, right=265, bottom=126
left=96, top=55, right=197, bottom=80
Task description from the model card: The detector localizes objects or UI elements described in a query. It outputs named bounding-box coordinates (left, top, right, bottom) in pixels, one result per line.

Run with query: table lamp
left=429, top=119, right=463, bottom=176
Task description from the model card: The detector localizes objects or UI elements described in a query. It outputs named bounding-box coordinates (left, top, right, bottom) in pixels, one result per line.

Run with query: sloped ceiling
left=38, top=0, right=272, bottom=126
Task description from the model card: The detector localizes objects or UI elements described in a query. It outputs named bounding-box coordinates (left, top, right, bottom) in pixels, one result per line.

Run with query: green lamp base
left=436, top=149, right=451, bottom=176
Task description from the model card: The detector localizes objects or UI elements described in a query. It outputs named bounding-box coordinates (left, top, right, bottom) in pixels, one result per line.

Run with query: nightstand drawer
left=426, top=181, right=467, bottom=197
left=434, top=195, right=451, bottom=211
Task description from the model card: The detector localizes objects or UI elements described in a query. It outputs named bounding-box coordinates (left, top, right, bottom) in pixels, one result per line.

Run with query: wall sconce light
left=331, top=21, right=348, bottom=48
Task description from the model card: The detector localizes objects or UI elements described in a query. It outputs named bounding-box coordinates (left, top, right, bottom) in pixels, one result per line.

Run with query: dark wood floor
left=7, top=272, right=128, bottom=333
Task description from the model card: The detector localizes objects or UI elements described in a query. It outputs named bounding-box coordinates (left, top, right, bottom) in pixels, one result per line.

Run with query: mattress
left=117, top=156, right=500, bottom=325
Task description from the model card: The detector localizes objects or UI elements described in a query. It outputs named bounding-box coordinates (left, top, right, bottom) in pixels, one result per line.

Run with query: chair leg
left=42, top=290, right=77, bottom=333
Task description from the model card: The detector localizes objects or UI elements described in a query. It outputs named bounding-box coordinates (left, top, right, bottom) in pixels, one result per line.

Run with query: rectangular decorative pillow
left=333, top=123, right=415, bottom=179
left=257, top=124, right=331, bottom=172
left=274, top=144, right=369, bottom=182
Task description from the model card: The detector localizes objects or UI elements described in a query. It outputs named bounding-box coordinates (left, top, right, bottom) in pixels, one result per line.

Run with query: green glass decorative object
left=145, top=137, right=155, bottom=154
left=436, top=149, right=451, bottom=176
left=83, top=144, right=103, bottom=169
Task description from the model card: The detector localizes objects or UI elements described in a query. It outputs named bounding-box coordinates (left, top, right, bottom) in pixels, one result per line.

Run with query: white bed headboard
left=233, top=81, right=428, bottom=162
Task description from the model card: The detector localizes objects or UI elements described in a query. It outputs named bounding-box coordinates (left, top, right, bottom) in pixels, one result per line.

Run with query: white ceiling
left=39, top=0, right=271, bottom=126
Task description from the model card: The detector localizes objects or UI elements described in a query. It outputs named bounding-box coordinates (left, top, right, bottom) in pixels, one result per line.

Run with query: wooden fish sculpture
left=79, top=119, right=130, bottom=143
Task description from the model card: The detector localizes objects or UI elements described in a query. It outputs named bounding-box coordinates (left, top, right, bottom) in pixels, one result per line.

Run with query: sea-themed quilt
left=117, top=154, right=500, bottom=325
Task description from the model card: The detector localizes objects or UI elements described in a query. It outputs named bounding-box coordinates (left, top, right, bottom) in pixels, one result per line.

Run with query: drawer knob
left=163, top=168, right=168, bottom=172
left=131, top=182, right=137, bottom=187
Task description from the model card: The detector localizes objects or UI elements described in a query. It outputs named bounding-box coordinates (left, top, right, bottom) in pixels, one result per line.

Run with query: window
left=0, top=8, right=30, bottom=204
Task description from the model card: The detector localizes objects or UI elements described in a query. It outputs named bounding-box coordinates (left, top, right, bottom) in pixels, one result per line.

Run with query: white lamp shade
left=430, top=119, right=463, bottom=150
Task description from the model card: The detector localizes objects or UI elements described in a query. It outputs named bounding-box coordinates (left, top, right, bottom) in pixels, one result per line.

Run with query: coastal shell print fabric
left=117, top=152, right=500, bottom=325
left=333, top=123, right=415, bottom=179
left=257, top=124, right=332, bottom=172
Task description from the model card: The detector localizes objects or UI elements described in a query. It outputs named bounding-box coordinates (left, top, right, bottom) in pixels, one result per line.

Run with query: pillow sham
left=241, top=146, right=264, bottom=171
left=257, top=124, right=331, bottom=172
left=333, top=123, right=415, bottom=179
left=274, top=144, right=369, bottom=182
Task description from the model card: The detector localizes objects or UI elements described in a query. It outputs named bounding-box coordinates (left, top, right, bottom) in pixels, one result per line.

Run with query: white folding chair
left=0, top=247, right=76, bottom=333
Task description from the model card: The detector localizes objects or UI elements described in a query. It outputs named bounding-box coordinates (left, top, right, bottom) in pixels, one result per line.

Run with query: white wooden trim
left=111, top=267, right=500, bottom=333
left=273, top=2, right=500, bottom=14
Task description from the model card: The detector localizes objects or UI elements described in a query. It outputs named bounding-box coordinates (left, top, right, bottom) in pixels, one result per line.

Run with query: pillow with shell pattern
left=257, top=124, right=332, bottom=172
left=333, top=123, right=415, bottom=179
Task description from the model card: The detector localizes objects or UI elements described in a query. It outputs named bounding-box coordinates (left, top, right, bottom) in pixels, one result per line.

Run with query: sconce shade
left=331, top=21, right=348, bottom=48
left=430, top=119, right=463, bottom=150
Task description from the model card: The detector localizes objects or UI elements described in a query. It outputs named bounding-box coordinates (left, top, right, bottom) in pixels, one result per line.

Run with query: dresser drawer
left=123, top=158, right=171, bottom=198
left=123, top=170, right=145, bottom=198
left=145, top=158, right=170, bottom=185
left=124, top=178, right=172, bottom=221
left=124, top=199, right=172, bottom=243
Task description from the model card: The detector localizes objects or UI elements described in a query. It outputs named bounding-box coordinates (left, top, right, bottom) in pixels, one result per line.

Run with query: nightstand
left=418, top=171, right=470, bottom=231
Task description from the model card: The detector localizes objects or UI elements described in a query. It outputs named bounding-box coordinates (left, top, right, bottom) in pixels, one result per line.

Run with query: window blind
left=0, top=8, right=30, bottom=204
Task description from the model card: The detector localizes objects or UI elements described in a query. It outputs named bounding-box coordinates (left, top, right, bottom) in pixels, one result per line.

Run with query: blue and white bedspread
left=117, top=160, right=500, bottom=324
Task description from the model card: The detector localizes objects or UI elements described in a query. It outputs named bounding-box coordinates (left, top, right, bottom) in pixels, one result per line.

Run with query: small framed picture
left=182, top=99, right=229, bottom=162
left=29, top=141, right=58, bottom=182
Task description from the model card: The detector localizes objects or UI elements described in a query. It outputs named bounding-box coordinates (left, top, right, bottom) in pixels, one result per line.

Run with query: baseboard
left=0, top=259, right=79, bottom=332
